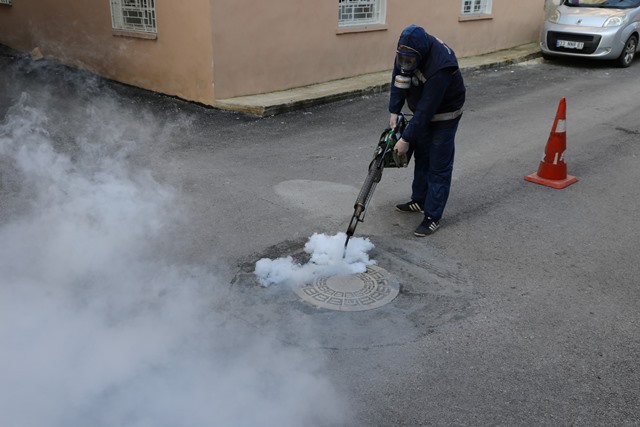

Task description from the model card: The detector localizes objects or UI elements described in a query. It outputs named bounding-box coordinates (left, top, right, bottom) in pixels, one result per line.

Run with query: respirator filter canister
left=394, top=75, right=412, bottom=89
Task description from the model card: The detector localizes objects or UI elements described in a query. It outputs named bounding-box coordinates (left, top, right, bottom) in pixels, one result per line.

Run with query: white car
left=540, top=0, right=640, bottom=67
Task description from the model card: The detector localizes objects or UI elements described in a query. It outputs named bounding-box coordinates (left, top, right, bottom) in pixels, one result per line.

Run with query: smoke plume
left=0, top=91, right=348, bottom=427
left=254, top=233, right=376, bottom=287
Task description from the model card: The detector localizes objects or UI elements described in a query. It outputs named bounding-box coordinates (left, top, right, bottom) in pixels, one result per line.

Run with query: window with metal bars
left=461, top=0, right=492, bottom=15
left=338, top=0, right=385, bottom=27
left=110, top=0, right=156, bottom=33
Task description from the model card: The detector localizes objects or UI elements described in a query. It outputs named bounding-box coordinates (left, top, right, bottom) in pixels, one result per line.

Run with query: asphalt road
left=1, top=49, right=639, bottom=427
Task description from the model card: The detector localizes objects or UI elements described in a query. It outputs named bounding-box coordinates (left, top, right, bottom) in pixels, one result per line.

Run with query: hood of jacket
left=397, top=25, right=459, bottom=80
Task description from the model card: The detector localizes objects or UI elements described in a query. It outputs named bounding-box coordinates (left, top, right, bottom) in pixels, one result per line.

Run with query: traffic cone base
left=524, top=172, right=578, bottom=189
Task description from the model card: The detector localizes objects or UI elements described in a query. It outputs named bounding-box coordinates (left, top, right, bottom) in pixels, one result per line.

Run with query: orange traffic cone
left=525, top=97, right=578, bottom=189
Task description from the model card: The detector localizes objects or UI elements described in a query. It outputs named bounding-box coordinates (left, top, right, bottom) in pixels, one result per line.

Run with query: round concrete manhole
left=294, top=265, right=399, bottom=311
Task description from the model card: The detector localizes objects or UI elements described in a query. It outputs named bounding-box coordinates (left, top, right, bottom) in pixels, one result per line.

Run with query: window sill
left=336, top=24, right=388, bottom=35
left=112, top=29, right=157, bottom=40
left=459, top=14, right=493, bottom=22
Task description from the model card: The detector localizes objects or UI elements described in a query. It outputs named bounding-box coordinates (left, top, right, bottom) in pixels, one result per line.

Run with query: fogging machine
left=343, top=113, right=411, bottom=253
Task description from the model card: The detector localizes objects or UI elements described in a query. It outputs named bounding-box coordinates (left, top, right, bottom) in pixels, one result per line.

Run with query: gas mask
left=394, top=45, right=421, bottom=89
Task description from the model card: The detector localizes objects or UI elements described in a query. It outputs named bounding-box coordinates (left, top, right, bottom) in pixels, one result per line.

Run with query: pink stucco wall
left=212, top=0, right=544, bottom=99
left=0, top=0, right=543, bottom=104
left=0, top=0, right=215, bottom=104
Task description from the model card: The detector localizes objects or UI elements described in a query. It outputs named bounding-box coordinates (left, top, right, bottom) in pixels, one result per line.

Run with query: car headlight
left=548, top=10, right=560, bottom=24
left=603, top=15, right=628, bottom=27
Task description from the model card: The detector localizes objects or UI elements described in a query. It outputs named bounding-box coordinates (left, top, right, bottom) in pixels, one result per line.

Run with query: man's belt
left=431, top=109, right=463, bottom=122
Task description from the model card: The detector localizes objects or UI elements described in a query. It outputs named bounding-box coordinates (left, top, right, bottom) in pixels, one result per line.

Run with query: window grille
left=110, top=0, right=157, bottom=33
left=461, top=0, right=492, bottom=15
left=338, top=0, right=385, bottom=27
left=0, top=0, right=12, bottom=5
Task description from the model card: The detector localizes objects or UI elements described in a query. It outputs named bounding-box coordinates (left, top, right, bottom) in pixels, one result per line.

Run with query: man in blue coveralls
left=390, top=25, right=466, bottom=237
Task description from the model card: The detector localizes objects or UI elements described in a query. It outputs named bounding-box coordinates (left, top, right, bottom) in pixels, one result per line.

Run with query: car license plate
left=557, top=40, right=584, bottom=49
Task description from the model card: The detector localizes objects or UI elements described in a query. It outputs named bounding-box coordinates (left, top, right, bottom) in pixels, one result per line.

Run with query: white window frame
left=110, top=0, right=157, bottom=34
left=461, top=0, right=492, bottom=16
left=338, top=0, right=386, bottom=28
left=0, top=0, right=12, bottom=5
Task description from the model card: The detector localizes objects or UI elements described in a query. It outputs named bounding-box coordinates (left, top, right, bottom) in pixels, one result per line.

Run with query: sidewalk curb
left=214, top=43, right=541, bottom=117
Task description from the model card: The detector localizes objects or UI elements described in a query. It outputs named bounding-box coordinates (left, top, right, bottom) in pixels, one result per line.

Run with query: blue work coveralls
left=389, top=25, right=466, bottom=221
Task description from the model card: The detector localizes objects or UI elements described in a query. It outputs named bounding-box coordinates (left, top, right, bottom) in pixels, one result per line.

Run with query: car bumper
left=540, top=22, right=626, bottom=60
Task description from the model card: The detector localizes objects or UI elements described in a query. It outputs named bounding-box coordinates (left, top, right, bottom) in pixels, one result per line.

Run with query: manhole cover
left=294, top=265, right=399, bottom=311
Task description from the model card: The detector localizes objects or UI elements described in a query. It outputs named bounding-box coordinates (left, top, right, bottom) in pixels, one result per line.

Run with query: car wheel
left=615, top=35, right=638, bottom=68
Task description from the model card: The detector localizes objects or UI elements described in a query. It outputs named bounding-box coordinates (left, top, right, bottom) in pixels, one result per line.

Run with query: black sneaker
left=395, top=200, right=424, bottom=213
left=414, top=217, right=439, bottom=237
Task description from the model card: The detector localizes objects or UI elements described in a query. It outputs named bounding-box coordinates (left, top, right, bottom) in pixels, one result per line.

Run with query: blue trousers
left=411, top=117, right=461, bottom=221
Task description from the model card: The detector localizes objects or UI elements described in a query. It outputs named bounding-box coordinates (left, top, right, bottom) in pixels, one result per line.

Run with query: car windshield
left=564, top=0, right=640, bottom=8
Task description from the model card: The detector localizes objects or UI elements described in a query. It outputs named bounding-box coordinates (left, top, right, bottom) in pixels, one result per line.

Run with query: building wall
left=0, top=0, right=544, bottom=104
left=0, top=0, right=215, bottom=105
left=210, top=0, right=544, bottom=99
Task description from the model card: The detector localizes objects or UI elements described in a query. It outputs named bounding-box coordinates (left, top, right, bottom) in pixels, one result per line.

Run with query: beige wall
left=0, top=0, right=544, bottom=104
left=0, top=0, right=215, bottom=105
left=211, top=0, right=544, bottom=99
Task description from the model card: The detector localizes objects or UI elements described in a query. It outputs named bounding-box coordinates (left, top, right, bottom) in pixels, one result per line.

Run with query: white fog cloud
left=254, top=232, right=376, bottom=287
left=0, top=93, right=349, bottom=427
